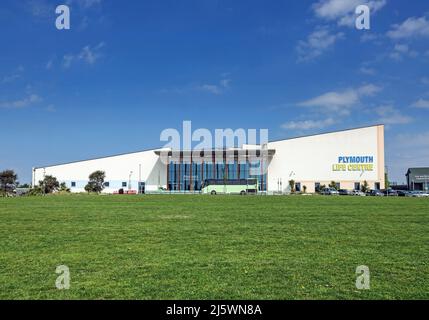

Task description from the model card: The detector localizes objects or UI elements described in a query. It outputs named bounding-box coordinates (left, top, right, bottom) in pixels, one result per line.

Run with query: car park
left=383, top=189, right=399, bottom=197
left=338, top=189, right=351, bottom=196
left=320, top=188, right=340, bottom=196
left=410, top=191, right=429, bottom=197
left=352, top=190, right=366, bottom=196
left=397, top=190, right=412, bottom=197
left=367, top=190, right=384, bottom=196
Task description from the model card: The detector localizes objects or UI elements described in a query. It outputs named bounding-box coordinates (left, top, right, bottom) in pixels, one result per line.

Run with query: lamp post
left=139, top=164, right=142, bottom=194
left=385, top=165, right=389, bottom=197
left=129, top=171, right=133, bottom=191
left=42, top=168, right=46, bottom=196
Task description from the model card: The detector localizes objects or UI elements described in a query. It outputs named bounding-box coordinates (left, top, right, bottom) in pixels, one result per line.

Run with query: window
left=354, top=182, right=361, bottom=191
left=295, top=182, right=301, bottom=192
left=122, top=182, right=127, bottom=187
left=71, top=182, right=76, bottom=187
left=315, top=182, right=321, bottom=192
left=375, top=182, right=381, bottom=190
left=336, top=182, right=341, bottom=190
left=104, top=182, right=110, bottom=187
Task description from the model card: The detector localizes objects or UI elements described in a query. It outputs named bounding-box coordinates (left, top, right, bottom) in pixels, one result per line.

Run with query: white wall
left=33, top=149, right=166, bottom=193
left=267, top=125, right=385, bottom=192
left=33, top=125, right=385, bottom=194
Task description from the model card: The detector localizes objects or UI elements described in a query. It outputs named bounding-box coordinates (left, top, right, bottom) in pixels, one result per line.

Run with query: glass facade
left=167, top=154, right=267, bottom=192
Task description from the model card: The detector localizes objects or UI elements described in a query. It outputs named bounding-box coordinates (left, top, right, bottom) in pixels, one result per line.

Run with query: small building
left=406, top=168, right=429, bottom=191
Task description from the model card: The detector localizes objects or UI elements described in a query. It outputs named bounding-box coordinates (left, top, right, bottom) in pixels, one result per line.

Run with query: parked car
left=366, top=190, right=384, bottom=197
left=367, top=190, right=384, bottom=197
left=397, top=190, right=412, bottom=197
left=352, top=190, right=366, bottom=196
left=383, top=189, right=399, bottom=196
left=409, top=191, right=429, bottom=198
left=320, top=187, right=339, bottom=196
left=338, top=189, right=351, bottom=196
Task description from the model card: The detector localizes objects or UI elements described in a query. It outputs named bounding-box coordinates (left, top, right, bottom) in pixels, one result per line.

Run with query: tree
left=29, top=185, right=43, bottom=196
left=329, top=181, right=338, bottom=190
left=385, top=172, right=390, bottom=190
left=40, top=175, right=60, bottom=194
left=361, top=180, right=369, bottom=193
left=85, top=171, right=106, bottom=194
left=0, top=170, right=18, bottom=194
left=303, top=185, right=307, bottom=194
left=59, top=182, right=70, bottom=193
left=288, top=180, right=295, bottom=193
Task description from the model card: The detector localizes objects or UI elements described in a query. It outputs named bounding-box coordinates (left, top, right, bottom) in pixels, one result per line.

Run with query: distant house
left=406, top=168, right=429, bottom=191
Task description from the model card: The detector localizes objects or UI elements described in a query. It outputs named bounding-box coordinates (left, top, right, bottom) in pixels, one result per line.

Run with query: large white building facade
left=33, top=125, right=385, bottom=194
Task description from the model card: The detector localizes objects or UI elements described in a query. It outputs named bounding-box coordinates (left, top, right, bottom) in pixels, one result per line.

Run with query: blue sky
left=1, top=0, right=428, bottom=183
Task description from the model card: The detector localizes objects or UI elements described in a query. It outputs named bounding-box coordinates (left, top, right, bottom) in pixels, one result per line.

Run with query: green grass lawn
left=0, top=195, right=428, bottom=300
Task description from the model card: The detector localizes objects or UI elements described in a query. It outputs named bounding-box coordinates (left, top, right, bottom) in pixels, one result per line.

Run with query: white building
left=33, top=125, right=385, bottom=194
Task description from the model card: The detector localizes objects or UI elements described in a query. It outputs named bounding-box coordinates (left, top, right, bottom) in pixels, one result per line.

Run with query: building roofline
left=268, top=124, right=384, bottom=144
left=33, top=146, right=162, bottom=170
left=34, top=124, right=384, bottom=169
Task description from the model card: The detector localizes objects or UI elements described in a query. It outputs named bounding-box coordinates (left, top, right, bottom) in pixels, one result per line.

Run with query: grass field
left=0, top=195, right=428, bottom=300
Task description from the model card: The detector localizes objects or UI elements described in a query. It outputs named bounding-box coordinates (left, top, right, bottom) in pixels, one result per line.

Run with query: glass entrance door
left=138, top=182, right=146, bottom=194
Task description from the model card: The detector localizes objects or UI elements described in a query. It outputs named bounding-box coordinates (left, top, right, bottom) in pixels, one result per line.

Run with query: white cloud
left=63, top=42, right=105, bottom=68
left=296, top=27, right=344, bottom=61
left=299, top=90, right=358, bottom=110
left=375, top=105, right=413, bottom=125
left=411, top=99, right=429, bottom=109
left=200, top=84, right=222, bottom=95
left=0, top=94, right=42, bottom=109
left=298, top=84, right=381, bottom=113
left=25, top=0, right=54, bottom=18
left=312, top=0, right=386, bottom=27
left=282, top=118, right=336, bottom=130
left=396, top=132, right=429, bottom=148
left=357, top=84, right=381, bottom=96
left=78, top=0, right=102, bottom=8
left=45, top=104, right=57, bottom=112
left=198, top=78, right=231, bottom=95
left=359, top=66, right=376, bottom=75
left=421, top=77, right=429, bottom=86
left=387, top=16, right=429, bottom=40
left=1, top=66, right=25, bottom=84
left=46, top=59, right=54, bottom=70
left=62, top=55, right=74, bottom=68
left=360, top=33, right=380, bottom=43
left=389, top=44, right=419, bottom=61
left=79, top=43, right=105, bottom=64
left=66, top=0, right=102, bottom=8
left=1, top=74, right=20, bottom=84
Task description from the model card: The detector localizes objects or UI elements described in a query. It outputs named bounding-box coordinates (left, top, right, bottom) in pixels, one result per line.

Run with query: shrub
left=85, top=171, right=106, bottom=194
left=288, top=180, right=295, bottom=193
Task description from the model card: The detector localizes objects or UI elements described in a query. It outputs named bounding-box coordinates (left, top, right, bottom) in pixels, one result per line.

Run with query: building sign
left=332, top=156, right=374, bottom=172
left=414, top=175, right=429, bottom=181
